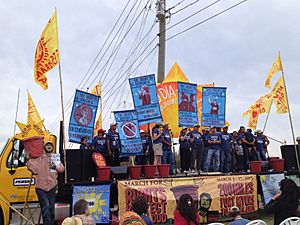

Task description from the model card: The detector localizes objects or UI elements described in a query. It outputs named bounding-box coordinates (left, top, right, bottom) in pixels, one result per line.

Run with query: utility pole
left=156, top=0, right=166, bottom=83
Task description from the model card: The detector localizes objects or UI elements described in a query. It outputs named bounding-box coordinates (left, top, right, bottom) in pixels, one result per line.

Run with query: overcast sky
left=0, top=0, right=299, bottom=156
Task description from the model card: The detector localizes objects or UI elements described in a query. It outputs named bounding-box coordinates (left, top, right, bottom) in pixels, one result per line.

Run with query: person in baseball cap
left=107, top=122, right=121, bottom=166
left=92, top=128, right=107, bottom=155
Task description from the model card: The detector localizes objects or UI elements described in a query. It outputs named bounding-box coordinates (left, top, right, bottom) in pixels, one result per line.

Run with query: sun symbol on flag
left=79, top=192, right=107, bottom=220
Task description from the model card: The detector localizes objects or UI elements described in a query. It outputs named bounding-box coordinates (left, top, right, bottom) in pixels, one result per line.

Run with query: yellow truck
left=0, top=135, right=63, bottom=225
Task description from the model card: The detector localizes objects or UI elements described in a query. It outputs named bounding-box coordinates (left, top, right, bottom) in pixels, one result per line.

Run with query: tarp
left=118, top=174, right=258, bottom=223
left=177, top=81, right=199, bottom=127
left=69, top=90, right=99, bottom=144
left=129, top=74, right=162, bottom=125
left=202, top=87, right=227, bottom=127
left=114, top=110, right=143, bottom=157
left=73, top=185, right=110, bottom=224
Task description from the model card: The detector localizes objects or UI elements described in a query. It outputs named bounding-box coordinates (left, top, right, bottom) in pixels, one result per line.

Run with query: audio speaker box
left=66, top=149, right=97, bottom=182
left=110, top=166, right=128, bottom=180
left=280, top=145, right=300, bottom=171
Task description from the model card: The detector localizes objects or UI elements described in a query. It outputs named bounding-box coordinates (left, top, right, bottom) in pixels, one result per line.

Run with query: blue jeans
left=220, top=150, right=232, bottom=173
left=162, top=150, right=174, bottom=173
left=204, top=148, right=220, bottom=172
left=36, top=187, right=56, bottom=225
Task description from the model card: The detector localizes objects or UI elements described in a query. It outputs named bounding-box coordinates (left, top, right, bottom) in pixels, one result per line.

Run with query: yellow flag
left=27, top=91, right=42, bottom=124
left=248, top=111, right=259, bottom=130
left=34, top=10, right=59, bottom=90
left=91, top=82, right=102, bottom=136
left=265, top=53, right=283, bottom=88
left=91, top=82, right=101, bottom=96
left=242, top=93, right=273, bottom=118
left=272, top=76, right=288, bottom=114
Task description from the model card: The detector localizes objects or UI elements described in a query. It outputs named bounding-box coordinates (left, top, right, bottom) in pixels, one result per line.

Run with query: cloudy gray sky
left=0, top=0, right=299, bottom=156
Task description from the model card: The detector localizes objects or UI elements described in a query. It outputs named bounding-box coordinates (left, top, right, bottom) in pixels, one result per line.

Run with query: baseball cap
left=256, top=129, right=263, bottom=134
left=98, top=129, right=106, bottom=133
left=140, top=129, right=145, bottom=133
left=210, top=126, right=216, bottom=129
left=193, top=124, right=200, bottom=127
left=223, top=126, right=228, bottom=129
left=296, top=137, right=300, bottom=141
left=182, top=126, right=188, bottom=130
left=110, top=122, right=117, bottom=127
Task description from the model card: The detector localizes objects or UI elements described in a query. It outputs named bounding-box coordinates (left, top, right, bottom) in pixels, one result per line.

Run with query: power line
left=167, top=0, right=221, bottom=32
left=167, top=0, right=248, bottom=41
left=171, top=0, right=201, bottom=15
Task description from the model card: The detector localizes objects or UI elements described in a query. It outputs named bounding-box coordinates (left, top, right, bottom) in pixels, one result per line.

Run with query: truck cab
left=0, top=135, right=56, bottom=225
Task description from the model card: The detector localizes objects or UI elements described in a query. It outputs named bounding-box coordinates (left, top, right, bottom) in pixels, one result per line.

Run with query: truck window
left=6, top=140, right=28, bottom=168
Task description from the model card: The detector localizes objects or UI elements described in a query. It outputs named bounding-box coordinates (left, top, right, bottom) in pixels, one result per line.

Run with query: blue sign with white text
left=69, top=90, right=99, bottom=144
left=202, top=87, right=227, bottom=127
left=72, top=185, right=110, bottom=224
left=129, top=74, right=162, bottom=125
left=114, top=110, right=143, bottom=156
left=178, top=82, right=199, bottom=127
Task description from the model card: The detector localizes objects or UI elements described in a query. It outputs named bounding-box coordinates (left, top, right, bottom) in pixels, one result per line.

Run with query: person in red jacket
left=174, top=194, right=200, bottom=225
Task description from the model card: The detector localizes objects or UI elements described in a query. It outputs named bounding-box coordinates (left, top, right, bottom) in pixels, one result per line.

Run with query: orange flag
left=91, top=82, right=102, bottom=136
left=271, top=76, right=288, bottom=114
left=34, top=10, right=59, bottom=90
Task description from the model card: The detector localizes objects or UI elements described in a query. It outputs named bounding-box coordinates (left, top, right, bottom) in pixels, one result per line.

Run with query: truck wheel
left=0, top=207, right=4, bottom=225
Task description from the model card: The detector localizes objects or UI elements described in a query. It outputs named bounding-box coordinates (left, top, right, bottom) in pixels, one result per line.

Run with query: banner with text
left=114, top=110, right=143, bottom=156
left=118, top=174, right=257, bottom=224
left=129, top=74, right=162, bottom=125
left=69, top=90, right=99, bottom=144
left=73, top=185, right=110, bottom=224
left=202, top=87, right=227, bottom=127
left=177, top=82, right=199, bottom=127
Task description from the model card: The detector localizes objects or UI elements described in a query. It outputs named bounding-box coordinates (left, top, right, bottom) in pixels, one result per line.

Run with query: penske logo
left=13, top=178, right=36, bottom=186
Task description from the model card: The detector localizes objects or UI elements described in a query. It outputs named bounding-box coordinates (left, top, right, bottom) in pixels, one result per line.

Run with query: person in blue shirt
left=92, top=129, right=107, bottom=156
left=220, top=126, right=233, bottom=173
left=135, top=130, right=149, bottom=165
left=229, top=206, right=250, bottom=225
left=131, top=196, right=153, bottom=225
left=152, top=122, right=164, bottom=166
left=80, top=136, right=91, bottom=150
left=201, top=128, right=210, bottom=171
left=162, top=124, right=175, bottom=175
left=190, top=124, right=204, bottom=173
left=254, top=130, right=269, bottom=161
left=106, top=122, right=121, bottom=166
left=204, top=126, right=221, bottom=172
left=179, top=127, right=191, bottom=173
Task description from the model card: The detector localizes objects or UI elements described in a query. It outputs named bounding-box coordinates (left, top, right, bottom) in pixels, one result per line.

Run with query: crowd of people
left=81, top=122, right=273, bottom=174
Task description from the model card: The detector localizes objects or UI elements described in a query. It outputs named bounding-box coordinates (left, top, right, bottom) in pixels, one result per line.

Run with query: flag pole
left=262, top=100, right=273, bottom=133
left=55, top=8, right=67, bottom=182
left=13, top=88, right=21, bottom=136
left=279, top=52, right=300, bottom=175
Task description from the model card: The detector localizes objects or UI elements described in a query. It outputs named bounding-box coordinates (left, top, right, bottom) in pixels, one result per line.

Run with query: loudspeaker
left=66, top=150, right=81, bottom=182
left=281, top=145, right=300, bottom=171
left=110, top=166, right=128, bottom=180
left=66, top=149, right=97, bottom=182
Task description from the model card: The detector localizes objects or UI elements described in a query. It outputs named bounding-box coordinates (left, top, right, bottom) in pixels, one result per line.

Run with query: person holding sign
left=106, top=123, right=121, bottom=166
left=162, top=123, right=175, bottom=175
left=190, top=124, right=204, bottom=173
left=152, top=122, right=164, bottom=166
left=204, top=126, right=221, bottom=172
left=27, top=141, right=65, bottom=225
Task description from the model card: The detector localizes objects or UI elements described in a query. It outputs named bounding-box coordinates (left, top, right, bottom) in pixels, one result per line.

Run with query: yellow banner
left=242, top=93, right=273, bottom=118
left=247, top=112, right=259, bottom=130
left=91, top=82, right=101, bottom=97
left=27, top=91, right=42, bottom=124
left=118, top=175, right=257, bottom=223
left=34, top=10, right=59, bottom=90
left=272, top=76, right=288, bottom=114
left=91, top=82, right=102, bottom=136
left=265, top=53, right=282, bottom=88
